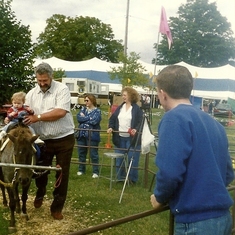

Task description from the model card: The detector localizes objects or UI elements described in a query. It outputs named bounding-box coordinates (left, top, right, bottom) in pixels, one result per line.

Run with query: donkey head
left=7, top=126, right=39, bottom=186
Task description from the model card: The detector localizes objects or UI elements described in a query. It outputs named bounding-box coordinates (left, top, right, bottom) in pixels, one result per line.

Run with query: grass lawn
left=0, top=105, right=235, bottom=235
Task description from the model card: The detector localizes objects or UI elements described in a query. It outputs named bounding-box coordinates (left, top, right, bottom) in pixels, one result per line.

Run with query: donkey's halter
left=12, top=145, right=50, bottom=179
left=32, top=169, right=49, bottom=178
left=0, top=139, right=61, bottom=188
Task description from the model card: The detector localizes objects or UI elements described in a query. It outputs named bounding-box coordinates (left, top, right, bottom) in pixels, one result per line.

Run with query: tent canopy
left=34, top=57, right=235, bottom=99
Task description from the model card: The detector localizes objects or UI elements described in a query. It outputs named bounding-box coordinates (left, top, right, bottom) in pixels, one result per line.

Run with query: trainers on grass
left=92, top=173, right=99, bottom=178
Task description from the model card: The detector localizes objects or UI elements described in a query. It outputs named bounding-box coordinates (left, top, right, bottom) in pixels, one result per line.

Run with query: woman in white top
left=107, top=87, right=143, bottom=184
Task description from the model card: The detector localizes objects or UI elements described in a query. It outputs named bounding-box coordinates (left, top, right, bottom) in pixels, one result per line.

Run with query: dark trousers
left=35, top=134, right=75, bottom=213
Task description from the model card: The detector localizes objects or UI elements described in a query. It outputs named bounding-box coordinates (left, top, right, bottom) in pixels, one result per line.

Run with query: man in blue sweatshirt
left=150, top=65, right=234, bottom=235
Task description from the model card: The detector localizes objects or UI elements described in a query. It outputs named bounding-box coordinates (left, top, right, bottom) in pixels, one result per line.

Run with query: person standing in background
left=24, top=62, right=75, bottom=220
left=76, top=94, right=101, bottom=178
left=144, top=94, right=151, bottom=108
left=155, top=95, right=160, bottom=108
left=150, top=65, right=234, bottom=235
left=141, top=94, right=151, bottom=111
left=107, top=86, right=143, bottom=184
left=208, top=100, right=213, bottom=115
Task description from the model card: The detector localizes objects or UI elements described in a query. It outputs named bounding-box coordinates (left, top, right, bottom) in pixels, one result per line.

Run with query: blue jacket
left=154, top=104, right=234, bottom=223
left=76, top=107, right=101, bottom=142
left=108, top=102, right=143, bottom=147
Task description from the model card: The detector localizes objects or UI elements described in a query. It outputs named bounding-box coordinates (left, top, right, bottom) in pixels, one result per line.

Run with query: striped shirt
left=25, top=80, right=74, bottom=140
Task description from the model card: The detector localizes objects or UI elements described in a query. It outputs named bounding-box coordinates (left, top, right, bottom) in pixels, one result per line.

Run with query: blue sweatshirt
left=154, top=104, right=234, bottom=223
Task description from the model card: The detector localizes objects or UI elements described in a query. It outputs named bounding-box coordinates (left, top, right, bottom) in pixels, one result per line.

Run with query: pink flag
left=159, top=6, right=173, bottom=49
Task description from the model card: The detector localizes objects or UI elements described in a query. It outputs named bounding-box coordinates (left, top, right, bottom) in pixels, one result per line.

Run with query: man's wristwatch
left=37, top=114, right=41, bottom=121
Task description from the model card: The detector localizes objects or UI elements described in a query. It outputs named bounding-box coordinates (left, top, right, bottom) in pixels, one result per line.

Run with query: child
left=0, top=91, right=44, bottom=144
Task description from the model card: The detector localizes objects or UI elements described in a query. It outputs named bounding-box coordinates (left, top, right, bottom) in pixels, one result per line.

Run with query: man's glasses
left=84, top=100, right=89, bottom=102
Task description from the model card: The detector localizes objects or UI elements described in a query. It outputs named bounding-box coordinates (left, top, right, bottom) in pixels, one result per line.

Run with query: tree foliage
left=109, top=52, right=150, bottom=88
left=155, top=0, right=235, bottom=67
left=53, top=68, right=66, bottom=81
left=35, top=15, right=124, bottom=63
left=0, top=0, right=35, bottom=105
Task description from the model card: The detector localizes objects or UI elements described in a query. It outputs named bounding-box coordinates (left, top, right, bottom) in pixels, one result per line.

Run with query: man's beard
left=40, top=85, right=50, bottom=92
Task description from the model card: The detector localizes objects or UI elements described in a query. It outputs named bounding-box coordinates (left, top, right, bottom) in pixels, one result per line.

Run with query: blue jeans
left=174, top=211, right=232, bottom=235
left=77, top=137, right=99, bottom=175
left=115, top=136, right=141, bottom=183
left=1, top=120, right=35, bottom=134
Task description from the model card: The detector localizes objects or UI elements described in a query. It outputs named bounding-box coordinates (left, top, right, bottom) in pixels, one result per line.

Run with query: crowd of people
left=0, top=62, right=148, bottom=220
left=0, top=62, right=234, bottom=235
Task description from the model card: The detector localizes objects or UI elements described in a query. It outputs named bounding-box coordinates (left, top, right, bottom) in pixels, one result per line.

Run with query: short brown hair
left=85, top=94, right=97, bottom=107
left=122, top=86, right=139, bottom=103
left=155, top=65, right=193, bottom=99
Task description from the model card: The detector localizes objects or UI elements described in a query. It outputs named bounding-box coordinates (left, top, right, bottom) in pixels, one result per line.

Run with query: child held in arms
left=0, top=91, right=44, bottom=145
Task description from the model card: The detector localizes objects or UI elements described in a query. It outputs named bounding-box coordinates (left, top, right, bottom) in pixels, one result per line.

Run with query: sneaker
left=92, top=173, right=99, bottom=179
left=34, top=137, right=45, bottom=145
left=77, top=171, right=83, bottom=176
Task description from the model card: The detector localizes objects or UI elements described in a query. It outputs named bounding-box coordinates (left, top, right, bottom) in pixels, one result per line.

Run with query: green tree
left=109, top=52, right=150, bottom=87
left=155, top=0, right=235, bottom=67
left=0, top=0, right=35, bottom=105
left=53, top=68, right=66, bottom=81
left=35, top=14, right=124, bottom=63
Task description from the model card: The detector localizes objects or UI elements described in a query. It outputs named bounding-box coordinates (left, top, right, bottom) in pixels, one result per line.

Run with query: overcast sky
left=11, top=0, right=235, bottom=63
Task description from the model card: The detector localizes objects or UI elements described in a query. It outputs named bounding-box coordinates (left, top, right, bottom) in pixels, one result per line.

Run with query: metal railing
left=67, top=205, right=173, bottom=235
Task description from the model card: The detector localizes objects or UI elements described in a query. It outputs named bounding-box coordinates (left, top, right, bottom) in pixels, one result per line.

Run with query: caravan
left=62, top=77, right=109, bottom=106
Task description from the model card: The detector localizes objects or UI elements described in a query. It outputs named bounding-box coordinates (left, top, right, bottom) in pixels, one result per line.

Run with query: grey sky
left=11, top=0, right=235, bottom=63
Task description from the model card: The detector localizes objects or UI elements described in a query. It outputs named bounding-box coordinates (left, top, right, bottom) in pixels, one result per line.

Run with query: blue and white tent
left=176, top=61, right=235, bottom=100
left=34, top=57, right=235, bottom=100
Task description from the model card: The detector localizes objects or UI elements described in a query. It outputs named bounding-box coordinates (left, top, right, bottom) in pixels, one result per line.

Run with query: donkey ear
left=7, top=133, right=16, bottom=144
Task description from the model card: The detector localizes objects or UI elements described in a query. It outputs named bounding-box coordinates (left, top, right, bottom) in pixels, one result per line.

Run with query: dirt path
left=3, top=195, right=84, bottom=235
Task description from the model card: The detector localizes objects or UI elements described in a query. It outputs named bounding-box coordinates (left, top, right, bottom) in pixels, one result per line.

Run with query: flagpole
left=122, top=0, right=130, bottom=87
left=124, top=0, right=130, bottom=56
left=153, top=32, right=160, bottom=76
left=151, top=32, right=160, bottom=109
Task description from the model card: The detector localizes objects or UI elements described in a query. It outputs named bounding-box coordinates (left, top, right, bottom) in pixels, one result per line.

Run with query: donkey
left=0, top=122, right=38, bottom=233
left=0, top=167, right=7, bottom=207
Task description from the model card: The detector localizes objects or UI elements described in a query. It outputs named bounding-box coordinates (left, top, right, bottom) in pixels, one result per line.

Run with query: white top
left=25, top=80, right=74, bottom=140
left=118, top=103, right=132, bottom=137
left=145, top=96, right=151, bottom=104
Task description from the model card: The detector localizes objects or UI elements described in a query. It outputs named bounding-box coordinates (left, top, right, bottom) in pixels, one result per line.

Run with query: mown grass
left=0, top=106, right=235, bottom=235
